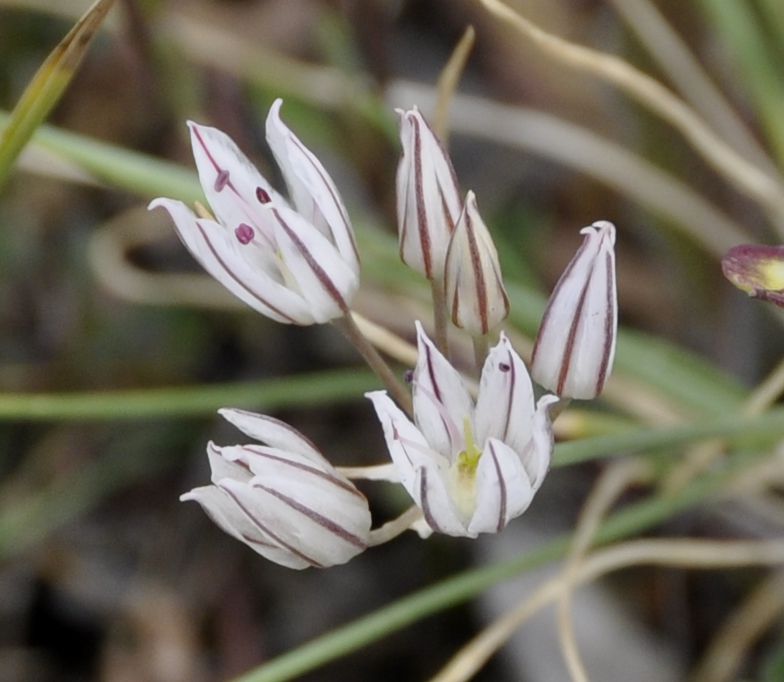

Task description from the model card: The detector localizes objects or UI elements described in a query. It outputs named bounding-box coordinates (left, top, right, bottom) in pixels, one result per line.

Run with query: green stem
left=0, top=369, right=378, bottom=421
left=232, top=452, right=750, bottom=682
left=472, top=335, right=489, bottom=374
left=334, top=312, right=413, bottom=416
left=431, top=278, right=450, bottom=357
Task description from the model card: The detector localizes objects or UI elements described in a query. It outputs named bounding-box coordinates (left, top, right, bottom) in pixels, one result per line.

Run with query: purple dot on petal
left=256, top=187, right=271, bottom=204
left=235, top=223, right=255, bottom=245
left=404, top=369, right=414, bottom=384
left=499, top=363, right=510, bottom=372
left=214, top=169, right=230, bottom=192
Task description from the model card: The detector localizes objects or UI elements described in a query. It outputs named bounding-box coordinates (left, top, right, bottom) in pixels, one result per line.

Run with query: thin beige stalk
left=434, top=26, right=476, bottom=144
left=337, top=463, right=399, bottom=482
left=334, top=312, right=413, bottom=416
left=557, top=460, right=653, bottom=682
left=691, top=571, right=784, bottom=682
left=368, top=505, right=424, bottom=547
left=479, top=0, right=784, bottom=230
left=428, top=538, right=784, bottom=682
left=471, top=336, right=488, bottom=376
left=607, top=0, right=779, bottom=178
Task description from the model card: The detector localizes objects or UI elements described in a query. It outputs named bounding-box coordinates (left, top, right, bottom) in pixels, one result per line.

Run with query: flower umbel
left=531, top=220, right=618, bottom=399
left=396, top=107, right=462, bottom=280
left=367, top=322, right=556, bottom=538
left=444, top=190, right=510, bottom=336
left=150, top=99, right=359, bottom=325
left=722, top=243, right=784, bottom=307
left=180, top=408, right=371, bottom=569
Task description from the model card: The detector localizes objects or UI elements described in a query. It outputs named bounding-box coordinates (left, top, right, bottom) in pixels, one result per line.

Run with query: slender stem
left=335, top=312, right=413, bottom=416
left=230, top=453, right=760, bottom=682
left=368, top=506, right=423, bottom=547
left=472, top=335, right=488, bottom=374
left=431, top=278, right=450, bottom=356
left=337, top=463, right=399, bottom=482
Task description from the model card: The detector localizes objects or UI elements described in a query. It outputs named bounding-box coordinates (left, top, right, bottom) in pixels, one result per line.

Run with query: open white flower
left=396, top=108, right=462, bottom=280
left=367, top=322, right=556, bottom=538
left=150, top=99, right=359, bottom=325
left=531, top=220, right=617, bottom=399
left=181, top=408, right=371, bottom=569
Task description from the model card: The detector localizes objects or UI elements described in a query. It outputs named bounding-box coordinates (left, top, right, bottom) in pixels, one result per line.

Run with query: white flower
left=150, top=99, right=359, bottom=325
left=396, top=108, right=463, bottom=280
left=531, top=220, right=618, bottom=399
left=367, top=322, right=556, bottom=538
left=444, top=191, right=509, bottom=335
left=181, top=408, right=371, bottom=569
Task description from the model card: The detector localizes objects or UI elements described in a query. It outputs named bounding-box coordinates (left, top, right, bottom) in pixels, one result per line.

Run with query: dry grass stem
left=434, top=26, right=476, bottom=143
left=429, top=538, right=784, bottom=682
left=691, top=571, right=784, bottom=682
left=479, top=0, right=784, bottom=231
left=557, top=460, right=653, bottom=682
left=606, top=0, right=779, bottom=177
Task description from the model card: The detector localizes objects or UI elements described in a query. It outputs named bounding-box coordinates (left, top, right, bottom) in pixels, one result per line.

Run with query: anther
left=256, top=187, right=271, bottom=204
left=404, top=369, right=414, bottom=384
left=235, top=223, right=255, bottom=245
left=499, top=362, right=511, bottom=372
left=214, top=169, right=230, bottom=192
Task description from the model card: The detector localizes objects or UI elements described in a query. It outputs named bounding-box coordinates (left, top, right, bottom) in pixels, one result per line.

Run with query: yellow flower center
left=451, top=417, right=482, bottom=521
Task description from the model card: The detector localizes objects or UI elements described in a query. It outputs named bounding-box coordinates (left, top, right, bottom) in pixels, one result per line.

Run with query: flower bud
left=722, top=243, right=784, bottom=307
left=531, top=220, right=617, bottom=399
left=181, top=409, right=371, bottom=569
left=396, top=108, right=462, bottom=279
left=444, top=191, right=509, bottom=335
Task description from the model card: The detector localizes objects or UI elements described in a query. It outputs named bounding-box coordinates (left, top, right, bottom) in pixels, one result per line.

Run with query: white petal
left=188, top=121, right=283, bottom=237
left=365, top=390, right=440, bottom=496
left=268, top=203, right=359, bottom=322
left=520, top=394, right=557, bottom=492
left=396, top=109, right=462, bottom=279
left=475, top=332, right=535, bottom=454
left=180, top=484, right=309, bottom=569
left=207, top=442, right=252, bottom=485
left=218, top=408, right=326, bottom=462
left=444, top=191, right=509, bottom=336
left=266, top=99, right=360, bottom=272
left=222, top=475, right=369, bottom=568
left=412, top=321, right=474, bottom=459
left=468, top=438, right=533, bottom=535
left=531, top=221, right=617, bottom=399
left=413, top=463, right=468, bottom=537
left=149, top=198, right=315, bottom=324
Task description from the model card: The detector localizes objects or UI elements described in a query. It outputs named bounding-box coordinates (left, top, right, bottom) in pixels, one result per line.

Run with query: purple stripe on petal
left=219, top=484, right=323, bottom=567
left=486, top=441, right=508, bottom=533
left=254, top=483, right=367, bottom=549
left=418, top=467, right=442, bottom=534
left=412, top=116, right=433, bottom=278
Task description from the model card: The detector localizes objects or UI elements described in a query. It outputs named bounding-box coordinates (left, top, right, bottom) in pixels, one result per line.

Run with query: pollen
left=256, top=187, right=272, bottom=204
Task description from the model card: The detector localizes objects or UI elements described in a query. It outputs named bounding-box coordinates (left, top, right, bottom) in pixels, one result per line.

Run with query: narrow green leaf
left=0, top=0, right=116, bottom=188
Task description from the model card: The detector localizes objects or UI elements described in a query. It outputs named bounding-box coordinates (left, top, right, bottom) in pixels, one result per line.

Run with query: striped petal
left=475, top=332, right=535, bottom=455
left=267, top=203, right=358, bottom=322
left=149, top=198, right=314, bottom=324
left=266, top=99, right=360, bottom=272
left=218, top=408, right=326, bottom=462
left=444, top=191, right=509, bottom=336
left=531, top=220, right=617, bottom=399
left=412, top=321, right=474, bottom=460
left=396, top=108, right=462, bottom=280
left=467, top=438, right=533, bottom=536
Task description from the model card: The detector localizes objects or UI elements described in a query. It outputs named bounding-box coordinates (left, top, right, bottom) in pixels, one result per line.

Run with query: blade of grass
left=0, top=0, right=115, bottom=188
left=0, top=369, right=380, bottom=421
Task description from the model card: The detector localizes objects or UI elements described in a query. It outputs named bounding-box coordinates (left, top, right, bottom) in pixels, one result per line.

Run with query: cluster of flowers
left=151, top=99, right=618, bottom=569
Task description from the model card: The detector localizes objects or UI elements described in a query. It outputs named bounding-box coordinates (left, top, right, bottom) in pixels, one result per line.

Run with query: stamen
left=256, top=187, right=272, bottom=204
left=235, top=223, right=255, bottom=245
left=404, top=369, right=415, bottom=384
left=499, top=362, right=511, bottom=372
left=214, top=169, right=230, bottom=192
